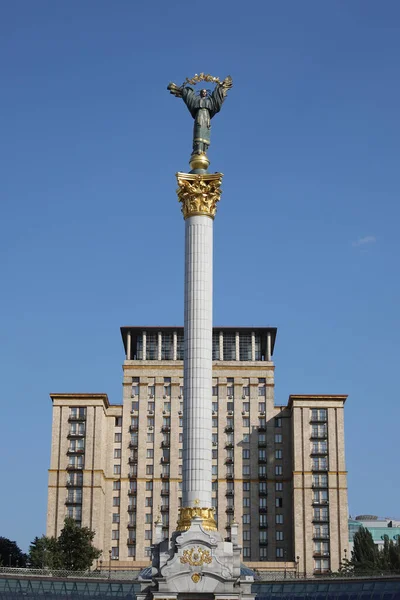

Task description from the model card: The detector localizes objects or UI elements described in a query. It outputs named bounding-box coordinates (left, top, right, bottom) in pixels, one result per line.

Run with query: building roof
left=120, top=326, right=277, bottom=356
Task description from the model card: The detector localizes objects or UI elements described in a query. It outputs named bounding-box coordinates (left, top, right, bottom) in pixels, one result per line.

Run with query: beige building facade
left=47, top=326, right=348, bottom=572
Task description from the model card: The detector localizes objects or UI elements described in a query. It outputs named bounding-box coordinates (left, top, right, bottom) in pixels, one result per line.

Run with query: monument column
left=176, top=166, right=223, bottom=529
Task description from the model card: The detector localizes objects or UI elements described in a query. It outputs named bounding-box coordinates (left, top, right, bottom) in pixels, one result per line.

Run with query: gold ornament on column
left=176, top=172, right=223, bottom=220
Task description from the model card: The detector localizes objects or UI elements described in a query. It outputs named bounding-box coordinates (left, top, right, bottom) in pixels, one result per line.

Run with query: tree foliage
left=0, top=537, right=27, bottom=567
left=343, top=526, right=400, bottom=574
left=29, top=519, right=101, bottom=571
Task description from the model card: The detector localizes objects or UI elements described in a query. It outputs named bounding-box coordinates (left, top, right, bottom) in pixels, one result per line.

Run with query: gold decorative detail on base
left=180, top=547, right=212, bottom=566
left=191, top=573, right=201, bottom=584
left=189, top=152, right=210, bottom=171
left=176, top=173, right=223, bottom=220
left=176, top=506, right=217, bottom=531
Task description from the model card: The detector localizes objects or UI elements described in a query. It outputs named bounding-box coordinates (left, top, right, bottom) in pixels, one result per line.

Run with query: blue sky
left=1, top=1, right=399, bottom=551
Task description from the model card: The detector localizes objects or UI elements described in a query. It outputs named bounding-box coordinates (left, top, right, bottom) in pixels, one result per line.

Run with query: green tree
left=0, top=537, right=27, bottom=567
left=351, top=526, right=379, bottom=572
left=57, top=518, right=101, bottom=571
left=29, top=536, right=61, bottom=569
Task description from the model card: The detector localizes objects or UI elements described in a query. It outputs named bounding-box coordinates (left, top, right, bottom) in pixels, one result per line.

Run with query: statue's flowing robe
left=181, top=85, right=226, bottom=153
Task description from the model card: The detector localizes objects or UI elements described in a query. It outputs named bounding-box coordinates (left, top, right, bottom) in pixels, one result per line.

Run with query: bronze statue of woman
left=168, top=75, right=233, bottom=159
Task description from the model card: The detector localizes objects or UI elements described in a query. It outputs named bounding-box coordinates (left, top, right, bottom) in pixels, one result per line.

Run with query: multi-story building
left=349, top=515, right=400, bottom=553
left=47, top=326, right=348, bottom=573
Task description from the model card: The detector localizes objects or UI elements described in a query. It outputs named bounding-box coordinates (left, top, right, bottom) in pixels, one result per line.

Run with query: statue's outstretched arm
left=167, top=82, right=183, bottom=98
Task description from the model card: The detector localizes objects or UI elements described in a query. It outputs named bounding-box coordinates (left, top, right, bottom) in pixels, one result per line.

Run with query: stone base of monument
left=138, top=517, right=255, bottom=600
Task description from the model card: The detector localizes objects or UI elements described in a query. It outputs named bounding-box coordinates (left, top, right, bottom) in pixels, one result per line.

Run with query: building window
left=259, top=514, right=267, bottom=526
left=242, top=386, right=250, bottom=397
left=242, top=418, right=250, bottom=428
left=276, top=514, right=284, bottom=524
left=259, top=482, right=267, bottom=494
left=242, top=402, right=250, bottom=412
left=146, top=449, right=154, bottom=459
left=114, top=433, right=122, bottom=443
left=114, top=449, right=121, bottom=459
left=212, top=385, right=218, bottom=396
left=212, top=402, right=218, bottom=412
left=311, top=408, right=328, bottom=422
left=258, top=449, right=266, bottom=461
left=145, top=530, right=152, bottom=540
left=146, top=465, right=153, bottom=475
left=276, top=531, right=284, bottom=541
left=128, top=546, right=136, bottom=557
left=145, top=514, right=152, bottom=524
left=112, top=530, right=119, bottom=540
left=259, top=497, right=267, bottom=509
left=259, top=547, right=268, bottom=561
left=242, top=449, right=250, bottom=459
left=112, top=513, right=120, bottom=523
left=161, top=334, right=173, bottom=360
left=113, top=481, right=121, bottom=490
left=258, top=465, right=266, bottom=477
left=243, top=530, right=251, bottom=541
left=147, top=417, right=154, bottom=428
left=275, top=449, right=282, bottom=459
left=147, top=432, right=154, bottom=443
left=114, top=465, right=121, bottom=475
left=275, top=465, right=283, bottom=476
left=275, top=482, right=283, bottom=491
left=243, top=497, right=250, bottom=507
left=223, top=335, right=236, bottom=360
left=212, top=418, right=218, bottom=428
left=212, top=481, right=218, bottom=491
left=212, top=465, right=218, bottom=476
left=314, top=558, right=330, bottom=573
left=111, top=547, right=119, bottom=559
left=276, top=548, right=284, bottom=558
left=145, top=497, right=153, bottom=507
left=212, top=333, right=220, bottom=360
left=113, top=497, right=120, bottom=507
left=242, top=547, right=251, bottom=558
left=212, top=433, right=218, bottom=444
left=259, top=530, right=267, bottom=542
left=115, top=417, right=122, bottom=427
left=243, top=514, right=250, bottom=524
left=243, top=481, right=250, bottom=491
left=242, top=465, right=250, bottom=476
left=131, top=401, right=139, bottom=412
left=274, top=417, right=282, bottom=428
left=276, top=497, right=283, bottom=508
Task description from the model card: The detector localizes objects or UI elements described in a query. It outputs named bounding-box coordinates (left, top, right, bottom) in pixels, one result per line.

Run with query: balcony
left=225, top=426, right=234, bottom=433
left=161, top=489, right=170, bottom=496
left=129, top=440, right=138, bottom=448
left=313, top=533, right=330, bottom=540
left=312, top=481, right=328, bottom=489
left=129, top=425, right=138, bottom=432
left=127, top=523, right=136, bottom=529
left=128, top=472, right=137, bottom=479
left=67, top=431, right=85, bottom=438
left=161, top=506, right=169, bottom=513
left=66, top=464, right=83, bottom=471
left=161, top=472, right=170, bottom=480
left=312, top=515, right=329, bottom=523
left=226, top=507, right=234, bottom=513
left=161, top=426, right=170, bottom=433
left=258, top=473, right=267, bottom=480
left=258, top=425, right=266, bottom=432
left=259, top=489, right=267, bottom=496
left=225, top=490, right=234, bottom=497
left=161, top=441, right=170, bottom=448
left=225, top=458, right=233, bottom=464
left=259, top=507, right=268, bottom=513
left=67, top=448, right=85, bottom=455
left=128, top=489, right=137, bottom=496
left=127, top=505, right=136, bottom=512
left=65, top=498, right=82, bottom=505
left=259, top=540, right=268, bottom=546
left=258, top=457, right=267, bottom=463
left=161, top=457, right=169, bottom=464
left=259, top=523, right=268, bottom=529
left=68, top=415, right=86, bottom=422
left=66, top=481, right=82, bottom=487
left=310, top=416, right=327, bottom=424
left=128, top=457, right=138, bottom=465
left=311, top=449, right=328, bottom=456
left=127, top=538, right=136, bottom=545
left=258, top=440, right=266, bottom=447
left=310, top=430, right=328, bottom=439
left=313, top=569, right=330, bottom=575
left=225, top=442, right=234, bottom=449
left=313, top=551, right=330, bottom=558
left=226, top=473, right=234, bottom=480
left=312, top=464, right=328, bottom=472
left=312, top=499, right=329, bottom=506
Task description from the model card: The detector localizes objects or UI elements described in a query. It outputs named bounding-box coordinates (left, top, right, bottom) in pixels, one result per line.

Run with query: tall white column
left=182, top=215, right=213, bottom=508
left=126, top=331, right=131, bottom=360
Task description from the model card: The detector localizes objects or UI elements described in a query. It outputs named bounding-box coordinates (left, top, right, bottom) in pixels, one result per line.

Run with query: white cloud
left=352, top=235, right=376, bottom=248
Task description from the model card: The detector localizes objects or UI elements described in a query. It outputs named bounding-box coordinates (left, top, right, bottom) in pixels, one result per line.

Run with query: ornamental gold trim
left=191, top=573, right=201, bottom=583
left=180, top=547, right=212, bottom=567
left=176, top=173, right=223, bottom=220
left=176, top=506, right=217, bottom=531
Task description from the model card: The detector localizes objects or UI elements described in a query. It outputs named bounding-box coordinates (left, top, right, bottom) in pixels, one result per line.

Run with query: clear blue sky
left=1, top=1, right=399, bottom=552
